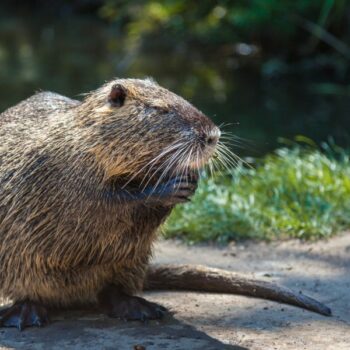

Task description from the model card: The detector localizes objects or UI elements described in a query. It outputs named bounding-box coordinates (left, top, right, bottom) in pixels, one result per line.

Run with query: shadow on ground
left=0, top=308, right=246, bottom=350
left=1, top=233, right=350, bottom=349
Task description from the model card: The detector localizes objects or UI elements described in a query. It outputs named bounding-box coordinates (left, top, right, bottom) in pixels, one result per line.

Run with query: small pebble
left=134, top=345, right=146, bottom=350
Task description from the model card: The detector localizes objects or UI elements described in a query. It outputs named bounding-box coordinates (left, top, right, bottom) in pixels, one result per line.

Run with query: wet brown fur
left=0, top=79, right=216, bottom=307
left=0, top=79, right=331, bottom=318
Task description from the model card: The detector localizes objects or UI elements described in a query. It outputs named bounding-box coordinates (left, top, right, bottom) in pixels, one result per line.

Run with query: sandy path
left=1, top=233, right=349, bottom=349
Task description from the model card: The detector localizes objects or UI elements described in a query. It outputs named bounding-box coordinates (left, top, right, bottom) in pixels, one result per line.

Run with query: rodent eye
left=108, top=84, right=126, bottom=107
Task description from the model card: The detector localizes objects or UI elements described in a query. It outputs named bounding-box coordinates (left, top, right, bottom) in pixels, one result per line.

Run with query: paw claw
left=0, top=301, right=49, bottom=330
left=98, top=287, right=167, bottom=322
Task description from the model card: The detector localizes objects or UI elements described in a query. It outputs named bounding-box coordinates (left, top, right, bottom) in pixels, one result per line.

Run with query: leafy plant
left=164, top=144, right=350, bottom=242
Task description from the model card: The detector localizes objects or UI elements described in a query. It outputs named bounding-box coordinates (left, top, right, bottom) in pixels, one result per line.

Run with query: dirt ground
left=1, top=232, right=350, bottom=350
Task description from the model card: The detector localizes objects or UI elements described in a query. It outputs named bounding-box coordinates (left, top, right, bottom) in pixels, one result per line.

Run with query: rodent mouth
left=120, top=132, right=220, bottom=188
left=189, top=147, right=217, bottom=169
left=176, top=141, right=218, bottom=172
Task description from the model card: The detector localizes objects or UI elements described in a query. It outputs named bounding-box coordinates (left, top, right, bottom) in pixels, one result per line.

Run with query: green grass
left=164, top=145, right=350, bottom=242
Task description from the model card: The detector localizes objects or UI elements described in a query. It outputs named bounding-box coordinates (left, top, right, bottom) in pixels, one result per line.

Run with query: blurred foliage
left=99, top=0, right=350, bottom=60
left=2, top=0, right=350, bottom=80
left=1, top=14, right=349, bottom=154
left=165, top=142, right=350, bottom=242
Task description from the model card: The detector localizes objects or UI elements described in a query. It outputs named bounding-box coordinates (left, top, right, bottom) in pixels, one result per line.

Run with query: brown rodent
left=0, top=79, right=330, bottom=330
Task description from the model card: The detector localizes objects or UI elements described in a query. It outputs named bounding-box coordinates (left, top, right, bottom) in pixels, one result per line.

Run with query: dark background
left=1, top=0, right=350, bottom=156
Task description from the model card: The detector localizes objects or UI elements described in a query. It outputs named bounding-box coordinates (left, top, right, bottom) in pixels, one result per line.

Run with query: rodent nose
left=205, top=127, right=221, bottom=146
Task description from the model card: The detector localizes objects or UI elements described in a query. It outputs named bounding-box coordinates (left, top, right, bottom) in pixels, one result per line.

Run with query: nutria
left=0, top=78, right=330, bottom=330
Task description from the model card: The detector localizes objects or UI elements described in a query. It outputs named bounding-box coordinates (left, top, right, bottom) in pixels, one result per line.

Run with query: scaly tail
left=144, top=264, right=331, bottom=316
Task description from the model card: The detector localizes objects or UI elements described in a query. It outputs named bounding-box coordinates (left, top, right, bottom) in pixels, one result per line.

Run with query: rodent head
left=80, top=78, right=220, bottom=182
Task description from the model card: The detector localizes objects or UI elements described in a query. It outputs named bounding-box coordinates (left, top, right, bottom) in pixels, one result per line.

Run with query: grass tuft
left=164, top=146, right=350, bottom=242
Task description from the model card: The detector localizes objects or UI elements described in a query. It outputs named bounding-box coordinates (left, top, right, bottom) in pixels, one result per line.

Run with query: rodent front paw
left=145, top=175, right=198, bottom=206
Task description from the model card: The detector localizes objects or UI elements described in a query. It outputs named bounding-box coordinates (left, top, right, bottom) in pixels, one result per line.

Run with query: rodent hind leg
left=97, top=285, right=167, bottom=321
left=0, top=300, right=49, bottom=330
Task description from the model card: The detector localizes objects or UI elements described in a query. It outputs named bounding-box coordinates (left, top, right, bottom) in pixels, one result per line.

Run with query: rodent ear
left=108, top=84, right=126, bottom=107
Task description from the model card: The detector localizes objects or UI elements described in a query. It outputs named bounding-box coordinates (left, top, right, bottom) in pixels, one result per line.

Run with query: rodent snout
left=187, top=126, right=220, bottom=169
left=203, top=127, right=221, bottom=147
